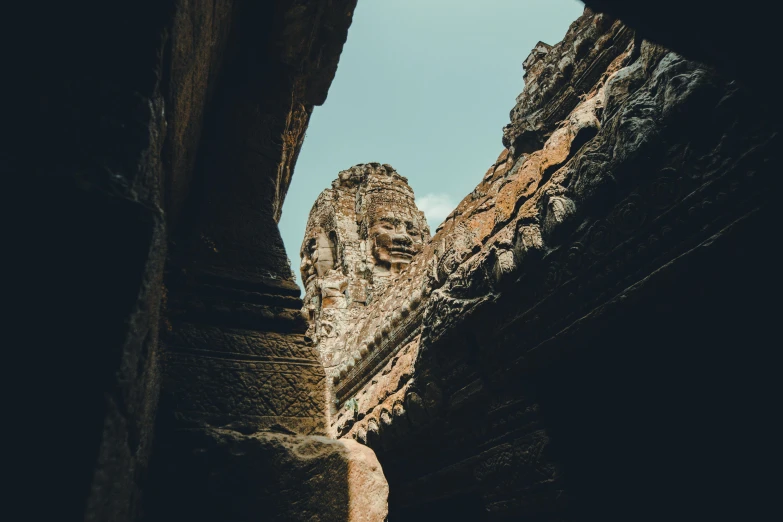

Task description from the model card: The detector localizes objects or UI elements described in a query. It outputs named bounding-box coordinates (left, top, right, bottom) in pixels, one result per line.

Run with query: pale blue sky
left=279, top=0, right=585, bottom=291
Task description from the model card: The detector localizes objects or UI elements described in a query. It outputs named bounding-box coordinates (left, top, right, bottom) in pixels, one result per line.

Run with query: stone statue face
left=368, top=206, right=424, bottom=270
left=301, top=231, right=337, bottom=286
left=301, top=238, right=317, bottom=285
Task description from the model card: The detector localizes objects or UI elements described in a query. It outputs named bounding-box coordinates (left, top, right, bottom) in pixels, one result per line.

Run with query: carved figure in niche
left=364, top=191, right=426, bottom=276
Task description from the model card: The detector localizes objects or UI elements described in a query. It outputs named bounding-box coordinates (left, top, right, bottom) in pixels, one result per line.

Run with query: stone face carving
left=301, top=230, right=338, bottom=284
left=364, top=191, right=426, bottom=274
left=300, top=163, right=429, bottom=375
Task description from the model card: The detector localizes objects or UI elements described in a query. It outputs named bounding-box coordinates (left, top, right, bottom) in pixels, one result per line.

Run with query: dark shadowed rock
left=147, top=428, right=387, bottom=521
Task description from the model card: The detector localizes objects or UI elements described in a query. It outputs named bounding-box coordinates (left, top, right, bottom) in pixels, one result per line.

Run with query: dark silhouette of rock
left=11, top=1, right=389, bottom=521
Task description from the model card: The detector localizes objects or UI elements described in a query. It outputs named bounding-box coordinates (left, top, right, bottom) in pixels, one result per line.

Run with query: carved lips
left=389, top=244, right=418, bottom=261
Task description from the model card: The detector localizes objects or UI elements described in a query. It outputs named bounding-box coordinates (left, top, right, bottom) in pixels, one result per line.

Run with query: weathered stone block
left=147, top=428, right=388, bottom=522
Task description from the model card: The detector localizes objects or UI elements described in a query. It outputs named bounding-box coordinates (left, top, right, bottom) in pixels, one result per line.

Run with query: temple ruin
left=16, top=0, right=780, bottom=521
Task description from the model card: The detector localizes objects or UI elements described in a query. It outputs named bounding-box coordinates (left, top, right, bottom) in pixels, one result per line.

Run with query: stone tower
left=300, top=163, right=430, bottom=372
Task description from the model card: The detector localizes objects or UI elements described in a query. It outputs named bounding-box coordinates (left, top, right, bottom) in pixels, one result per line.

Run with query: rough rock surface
left=503, top=12, right=632, bottom=155
left=304, top=6, right=779, bottom=520
left=583, top=0, right=780, bottom=98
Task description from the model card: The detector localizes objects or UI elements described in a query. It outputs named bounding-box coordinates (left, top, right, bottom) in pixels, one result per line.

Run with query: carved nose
left=393, top=233, right=413, bottom=246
